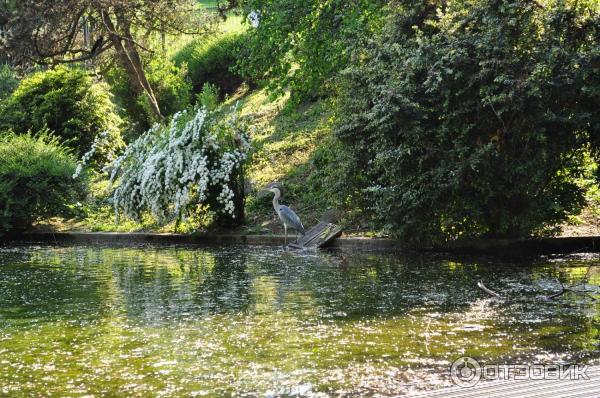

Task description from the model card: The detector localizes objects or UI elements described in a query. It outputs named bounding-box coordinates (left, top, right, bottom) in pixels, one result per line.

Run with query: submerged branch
left=477, top=280, right=503, bottom=298
left=478, top=262, right=598, bottom=302
left=545, top=278, right=565, bottom=300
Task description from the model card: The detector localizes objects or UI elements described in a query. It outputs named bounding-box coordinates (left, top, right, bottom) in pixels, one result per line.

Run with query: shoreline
left=2, top=231, right=599, bottom=255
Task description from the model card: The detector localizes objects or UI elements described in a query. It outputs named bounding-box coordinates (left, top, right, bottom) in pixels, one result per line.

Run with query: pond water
left=0, top=244, right=598, bottom=397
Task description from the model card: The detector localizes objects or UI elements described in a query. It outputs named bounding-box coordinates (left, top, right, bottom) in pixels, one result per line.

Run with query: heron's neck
left=272, top=194, right=280, bottom=210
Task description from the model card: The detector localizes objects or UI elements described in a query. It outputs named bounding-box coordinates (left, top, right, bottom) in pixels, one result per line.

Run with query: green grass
left=198, top=0, right=219, bottom=8
left=223, top=88, right=338, bottom=231
left=159, top=5, right=244, bottom=59
left=218, top=15, right=245, bottom=33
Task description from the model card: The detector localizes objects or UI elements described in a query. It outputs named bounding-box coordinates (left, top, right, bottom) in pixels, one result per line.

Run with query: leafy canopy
left=0, top=0, right=216, bottom=118
left=237, top=0, right=386, bottom=103
left=0, top=65, right=18, bottom=100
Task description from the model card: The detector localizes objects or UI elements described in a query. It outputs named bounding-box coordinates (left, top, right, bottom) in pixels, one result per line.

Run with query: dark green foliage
left=0, top=65, right=18, bottom=100
left=197, top=83, right=220, bottom=111
left=0, top=67, right=124, bottom=164
left=141, top=58, right=193, bottom=124
left=105, top=57, right=192, bottom=135
left=173, top=33, right=246, bottom=98
left=237, top=0, right=385, bottom=103
left=336, top=0, right=600, bottom=242
left=0, top=132, right=88, bottom=233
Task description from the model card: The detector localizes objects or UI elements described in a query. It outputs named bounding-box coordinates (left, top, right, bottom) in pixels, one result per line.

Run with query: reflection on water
left=0, top=245, right=598, bottom=396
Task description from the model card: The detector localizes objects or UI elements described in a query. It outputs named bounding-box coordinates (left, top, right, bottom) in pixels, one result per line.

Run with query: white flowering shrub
left=72, top=130, right=121, bottom=179
left=107, top=106, right=250, bottom=225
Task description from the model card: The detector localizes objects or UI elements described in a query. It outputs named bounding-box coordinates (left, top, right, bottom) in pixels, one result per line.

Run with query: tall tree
left=238, top=0, right=387, bottom=103
left=0, top=0, right=214, bottom=119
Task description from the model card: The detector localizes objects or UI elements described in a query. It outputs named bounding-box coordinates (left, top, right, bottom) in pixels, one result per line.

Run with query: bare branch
left=477, top=261, right=598, bottom=303
left=32, top=8, right=85, bottom=59
left=31, top=44, right=112, bottom=65
left=477, top=280, right=503, bottom=298
left=545, top=278, right=565, bottom=300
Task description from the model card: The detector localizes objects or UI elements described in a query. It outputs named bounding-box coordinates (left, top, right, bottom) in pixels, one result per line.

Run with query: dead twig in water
left=544, top=247, right=597, bottom=300
left=477, top=280, right=503, bottom=298
left=547, top=261, right=599, bottom=300
left=568, top=262, right=597, bottom=289
left=478, top=248, right=597, bottom=301
left=545, top=278, right=565, bottom=300
left=478, top=262, right=598, bottom=302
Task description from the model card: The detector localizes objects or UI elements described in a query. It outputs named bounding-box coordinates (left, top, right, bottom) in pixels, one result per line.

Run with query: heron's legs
left=284, top=225, right=287, bottom=247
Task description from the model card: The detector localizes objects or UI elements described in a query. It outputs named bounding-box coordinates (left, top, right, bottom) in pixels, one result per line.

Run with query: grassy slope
left=34, top=3, right=599, bottom=237
left=226, top=88, right=337, bottom=234
left=31, top=3, right=344, bottom=234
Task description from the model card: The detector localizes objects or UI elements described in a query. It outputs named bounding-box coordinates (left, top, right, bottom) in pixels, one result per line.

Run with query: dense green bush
left=0, top=65, right=18, bottom=100
left=0, top=132, right=88, bottom=233
left=173, top=33, right=246, bottom=97
left=237, top=0, right=385, bottom=103
left=0, top=67, right=124, bottom=164
left=106, top=57, right=192, bottom=135
left=143, top=58, right=192, bottom=120
left=336, top=0, right=600, bottom=243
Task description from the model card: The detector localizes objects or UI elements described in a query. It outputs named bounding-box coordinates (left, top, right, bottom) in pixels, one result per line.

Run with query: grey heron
left=267, top=187, right=305, bottom=245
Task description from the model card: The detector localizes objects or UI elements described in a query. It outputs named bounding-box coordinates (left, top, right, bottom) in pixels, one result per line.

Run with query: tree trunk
left=120, top=22, right=162, bottom=119
left=101, top=10, right=163, bottom=120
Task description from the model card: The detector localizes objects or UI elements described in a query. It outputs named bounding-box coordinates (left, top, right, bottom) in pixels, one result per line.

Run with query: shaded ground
left=561, top=206, right=600, bottom=237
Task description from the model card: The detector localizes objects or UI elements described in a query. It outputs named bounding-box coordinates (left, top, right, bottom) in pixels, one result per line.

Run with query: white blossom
left=248, top=10, right=260, bottom=28
left=106, top=107, right=250, bottom=224
left=72, top=130, right=116, bottom=179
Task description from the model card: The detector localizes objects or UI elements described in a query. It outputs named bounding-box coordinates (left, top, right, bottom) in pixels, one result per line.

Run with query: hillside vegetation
left=2, top=0, right=599, bottom=242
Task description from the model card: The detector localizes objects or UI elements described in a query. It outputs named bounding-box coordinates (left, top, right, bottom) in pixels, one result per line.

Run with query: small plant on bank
left=196, top=83, right=220, bottom=111
left=173, top=33, right=246, bottom=97
left=105, top=106, right=250, bottom=227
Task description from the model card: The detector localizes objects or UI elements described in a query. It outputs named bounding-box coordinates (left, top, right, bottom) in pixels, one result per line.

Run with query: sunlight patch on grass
left=229, top=87, right=332, bottom=188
